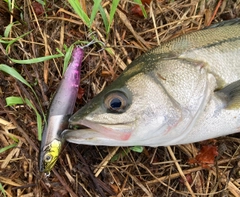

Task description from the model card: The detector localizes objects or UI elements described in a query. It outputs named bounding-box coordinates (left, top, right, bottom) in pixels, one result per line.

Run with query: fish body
left=62, top=19, right=240, bottom=147
left=39, top=47, right=84, bottom=172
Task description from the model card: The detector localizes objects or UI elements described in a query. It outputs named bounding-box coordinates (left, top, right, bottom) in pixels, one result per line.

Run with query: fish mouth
left=67, top=119, right=133, bottom=141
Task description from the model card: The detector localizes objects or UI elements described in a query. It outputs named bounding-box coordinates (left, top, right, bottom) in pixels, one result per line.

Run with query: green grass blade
left=68, top=0, right=90, bottom=27
left=5, top=96, right=24, bottom=106
left=1, top=64, right=45, bottom=139
left=90, top=0, right=101, bottom=26
left=9, top=51, right=64, bottom=64
left=5, top=0, right=12, bottom=11
left=25, top=99, right=42, bottom=140
left=0, top=182, right=6, bottom=197
left=111, top=148, right=130, bottom=162
left=0, top=37, right=11, bottom=44
left=98, top=4, right=109, bottom=32
left=130, top=146, right=143, bottom=153
left=5, top=96, right=43, bottom=140
left=111, top=146, right=143, bottom=162
left=0, top=64, right=45, bottom=118
left=0, top=64, right=32, bottom=88
left=4, top=22, right=18, bottom=38
left=0, top=143, right=18, bottom=154
left=36, top=0, right=46, bottom=6
left=107, top=0, right=120, bottom=34
left=6, top=31, right=31, bottom=53
left=134, top=0, right=147, bottom=18
left=63, top=45, right=74, bottom=74
left=4, top=132, right=19, bottom=143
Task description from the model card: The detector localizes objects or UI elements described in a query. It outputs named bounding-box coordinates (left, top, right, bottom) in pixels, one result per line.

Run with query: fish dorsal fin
left=218, top=80, right=240, bottom=109
left=206, top=18, right=240, bottom=29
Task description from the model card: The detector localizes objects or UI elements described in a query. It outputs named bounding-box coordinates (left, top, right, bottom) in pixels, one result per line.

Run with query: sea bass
left=39, top=46, right=84, bottom=173
left=62, top=19, right=240, bottom=147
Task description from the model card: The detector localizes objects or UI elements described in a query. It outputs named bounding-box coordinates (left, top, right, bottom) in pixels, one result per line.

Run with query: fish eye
left=45, top=154, right=53, bottom=162
left=104, top=91, right=129, bottom=113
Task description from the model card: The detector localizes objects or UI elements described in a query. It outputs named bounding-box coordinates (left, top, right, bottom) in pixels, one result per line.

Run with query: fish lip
left=70, top=119, right=133, bottom=141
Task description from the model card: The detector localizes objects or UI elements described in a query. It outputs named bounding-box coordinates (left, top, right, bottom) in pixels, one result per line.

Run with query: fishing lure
left=39, top=46, right=84, bottom=173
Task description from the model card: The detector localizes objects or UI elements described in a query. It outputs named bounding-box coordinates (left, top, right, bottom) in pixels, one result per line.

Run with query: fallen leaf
left=77, top=87, right=85, bottom=100
left=130, top=0, right=152, bottom=17
left=32, top=1, right=44, bottom=16
left=189, top=145, right=218, bottom=168
left=142, top=0, right=152, bottom=5
left=131, top=5, right=144, bottom=17
left=179, top=173, right=193, bottom=185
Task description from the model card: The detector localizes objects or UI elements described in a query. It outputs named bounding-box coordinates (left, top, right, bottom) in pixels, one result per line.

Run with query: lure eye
left=104, top=91, right=129, bottom=113
left=45, top=154, right=53, bottom=162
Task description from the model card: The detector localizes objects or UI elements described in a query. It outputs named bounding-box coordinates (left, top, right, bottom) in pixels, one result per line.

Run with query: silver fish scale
left=183, top=89, right=240, bottom=144
left=153, top=58, right=208, bottom=113
left=125, top=72, right=183, bottom=139
left=181, top=38, right=240, bottom=87
left=150, top=24, right=240, bottom=56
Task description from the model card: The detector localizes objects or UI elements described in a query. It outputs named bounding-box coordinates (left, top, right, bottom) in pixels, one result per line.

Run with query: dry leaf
left=189, top=145, right=218, bottom=168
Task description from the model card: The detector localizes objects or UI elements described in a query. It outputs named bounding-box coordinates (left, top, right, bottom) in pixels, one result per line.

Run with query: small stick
left=167, top=146, right=196, bottom=197
left=207, top=0, right=223, bottom=26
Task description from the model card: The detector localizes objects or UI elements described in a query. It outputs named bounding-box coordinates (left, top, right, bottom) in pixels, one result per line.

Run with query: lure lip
left=39, top=115, right=68, bottom=173
left=39, top=139, right=62, bottom=173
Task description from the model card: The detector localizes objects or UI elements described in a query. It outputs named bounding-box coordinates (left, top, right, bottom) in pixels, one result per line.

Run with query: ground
left=0, top=0, right=240, bottom=196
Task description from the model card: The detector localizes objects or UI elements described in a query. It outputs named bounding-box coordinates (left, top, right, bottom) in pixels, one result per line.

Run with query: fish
left=39, top=46, right=84, bottom=173
left=61, top=19, right=240, bottom=147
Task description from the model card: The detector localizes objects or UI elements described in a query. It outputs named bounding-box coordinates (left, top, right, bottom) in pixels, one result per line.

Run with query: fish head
left=39, top=138, right=62, bottom=173
left=63, top=59, right=194, bottom=146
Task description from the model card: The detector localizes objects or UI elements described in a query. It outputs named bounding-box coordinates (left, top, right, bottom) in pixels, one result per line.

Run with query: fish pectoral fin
left=218, top=79, right=240, bottom=109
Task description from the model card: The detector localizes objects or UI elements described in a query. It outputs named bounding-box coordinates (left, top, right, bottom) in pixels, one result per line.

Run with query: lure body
left=39, top=47, right=84, bottom=173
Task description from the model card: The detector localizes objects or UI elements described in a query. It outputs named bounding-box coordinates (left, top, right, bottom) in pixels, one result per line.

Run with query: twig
left=116, top=9, right=150, bottom=50
left=94, top=146, right=119, bottom=177
left=167, top=146, right=196, bottom=197
left=124, top=170, right=153, bottom=197
left=73, top=145, right=114, bottom=196
left=52, top=169, right=78, bottom=197
left=207, top=0, right=223, bottom=26
left=146, top=157, right=239, bottom=185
